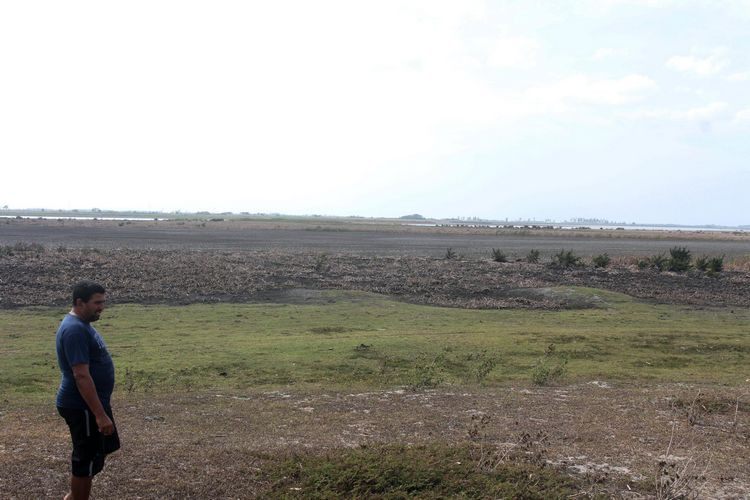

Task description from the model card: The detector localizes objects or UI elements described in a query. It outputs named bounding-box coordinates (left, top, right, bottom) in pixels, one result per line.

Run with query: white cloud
left=592, top=48, right=626, bottom=60
left=625, top=102, right=729, bottom=121
left=727, top=71, right=750, bottom=82
left=525, top=74, right=657, bottom=109
left=666, top=52, right=729, bottom=77
left=736, top=109, right=750, bottom=122
left=487, top=36, right=539, bottom=69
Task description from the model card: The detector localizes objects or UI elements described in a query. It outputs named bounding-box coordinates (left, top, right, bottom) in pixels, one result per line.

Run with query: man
left=56, top=281, right=120, bottom=500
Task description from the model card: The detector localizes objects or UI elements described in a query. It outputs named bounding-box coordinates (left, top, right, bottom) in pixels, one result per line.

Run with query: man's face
left=77, top=293, right=106, bottom=322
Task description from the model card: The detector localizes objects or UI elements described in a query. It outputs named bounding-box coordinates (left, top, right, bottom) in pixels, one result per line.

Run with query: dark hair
left=72, top=281, right=106, bottom=305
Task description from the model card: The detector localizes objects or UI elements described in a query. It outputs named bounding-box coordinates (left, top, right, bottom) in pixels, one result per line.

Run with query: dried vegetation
left=2, top=247, right=750, bottom=309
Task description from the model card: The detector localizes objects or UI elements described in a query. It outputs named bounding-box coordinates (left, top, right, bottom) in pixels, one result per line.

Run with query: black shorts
left=57, top=406, right=121, bottom=477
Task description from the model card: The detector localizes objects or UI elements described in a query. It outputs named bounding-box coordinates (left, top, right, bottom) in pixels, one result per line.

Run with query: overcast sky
left=1, top=1, right=748, bottom=225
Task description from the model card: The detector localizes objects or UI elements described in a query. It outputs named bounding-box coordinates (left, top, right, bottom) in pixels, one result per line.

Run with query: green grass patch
left=1, top=288, right=748, bottom=403
left=262, top=444, right=590, bottom=499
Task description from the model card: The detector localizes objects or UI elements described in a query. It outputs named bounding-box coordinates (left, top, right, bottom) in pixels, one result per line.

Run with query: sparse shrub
left=314, top=253, right=330, bottom=273
left=309, top=325, right=347, bottom=334
left=409, top=354, right=445, bottom=390
left=694, top=256, right=709, bottom=271
left=444, top=247, right=456, bottom=260
left=637, top=259, right=649, bottom=270
left=526, top=249, right=540, bottom=263
left=550, top=249, right=581, bottom=269
left=668, top=246, right=691, bottom=272
left=707, top=256, right=724, bottom=273
left=531, top=344, right=567, bottom=386
left=2, top=242, right=46, bottom=257
left=592, top=253, right=611, bottom=268
left=654, top=421, right=711, bottom=500
left=728, top=255, right=750, bottom=271
left=491, top=249, right=508, bottom=263
left=694, top=255, right=724, bottom=274
left=465, top=350, right=498, bottom=384
left=468, top=415, right=550, bottom=472
left=650, top=254, right=670, bottom=272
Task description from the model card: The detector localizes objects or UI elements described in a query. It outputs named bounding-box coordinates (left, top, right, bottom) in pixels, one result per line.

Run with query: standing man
left=56, top=281, right=120, bottom=500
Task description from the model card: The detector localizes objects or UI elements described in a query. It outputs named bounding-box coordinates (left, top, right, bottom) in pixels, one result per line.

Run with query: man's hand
left=95, top=412, right=115, bottom=435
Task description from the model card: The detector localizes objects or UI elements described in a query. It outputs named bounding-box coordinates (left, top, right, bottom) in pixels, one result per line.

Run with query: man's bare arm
left=71, top=363, right=114, bottom=435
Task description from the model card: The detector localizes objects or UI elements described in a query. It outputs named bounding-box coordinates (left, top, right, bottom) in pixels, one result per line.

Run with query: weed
left=650, top=254, right=670, bottom=272
left=694, top=256, right=709, bottom=272
left=526, top=249, right=540, bottom=263
left=408, top=354, right=445, bottom=390
left=467, top=414, right=550, bottom=473
left=444, top=247, right=457, bottom=260
left=265, top=443, right=579, bottom=498
left=728, top=254, right=750, bottom=271
left=491, top=248, right=508, bottom=263
left=309, top=325, right=347, bottom=334
left=313, top=253, right=330, bottom=273
left=531, top=344, right=568, bottom=386
left=464, top=350, right=498, bottom=384
left=122, top=367, right=156, bottom=393
left=654, top=420, right=711, bottom=500
left=0, top=242, right=46, bottom=257
left=592, top=253, right=611, bottom=268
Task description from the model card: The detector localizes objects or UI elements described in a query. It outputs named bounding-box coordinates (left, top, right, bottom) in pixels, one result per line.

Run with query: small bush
left=637, top=259, right=649, bottom=270
left=409, top=355, right=445, bottom=390
left=550, top=249, right=581, bottom=269
left=668, top=246, right=691, bottom=272
left=444, top=247, right=457, bottom=260
left=526, top=249, right=540, bottom=263
left=650, top=254, right=670, bottom=272
left=592, top=253, right=611, bottom=268
left=491, top=249, right=508, bottom=263
left=694, top=256, right=709, bottom=271
left=1, top=242, right=45, bottom=257
left=707, top=256, right=724, bottom=273
left=465, top=350, right=498, bottom=384
left=531, top=344, right=567, bottom=386
left=314, top=254, right=330, bottom=273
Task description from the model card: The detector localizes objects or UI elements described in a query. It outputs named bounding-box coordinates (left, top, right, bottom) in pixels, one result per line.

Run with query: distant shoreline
left=1, top=210, right=746, bottom=233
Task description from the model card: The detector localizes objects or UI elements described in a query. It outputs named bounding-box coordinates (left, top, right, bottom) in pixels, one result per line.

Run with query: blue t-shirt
left=55, top=313, right=115, bottom=409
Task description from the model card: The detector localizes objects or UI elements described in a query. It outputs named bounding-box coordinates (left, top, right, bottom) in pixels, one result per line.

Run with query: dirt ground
left=1, top=383, right=748, bottom=498
left=2, top=218, right=749, bottom=258
left=2, top=221, right=749, bottom=498
left=1, top=247, right=749, bottom=310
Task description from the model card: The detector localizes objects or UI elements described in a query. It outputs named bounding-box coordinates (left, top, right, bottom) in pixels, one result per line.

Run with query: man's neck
left=69, top=310, right=88, bottom=323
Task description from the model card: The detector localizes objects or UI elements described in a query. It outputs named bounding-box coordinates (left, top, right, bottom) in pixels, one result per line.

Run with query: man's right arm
left=71, top=363, right=114, bottom=435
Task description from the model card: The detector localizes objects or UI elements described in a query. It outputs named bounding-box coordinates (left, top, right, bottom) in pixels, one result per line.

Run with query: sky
left=1, top=1, right=749, bottom=225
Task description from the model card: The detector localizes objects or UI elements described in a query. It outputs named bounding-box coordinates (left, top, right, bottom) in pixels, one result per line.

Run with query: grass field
left=2, top=288, right=748, bottom=498
left=3, top=287, right=748, bottom=402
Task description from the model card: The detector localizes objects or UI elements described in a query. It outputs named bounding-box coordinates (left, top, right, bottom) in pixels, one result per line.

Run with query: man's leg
left=66, top=476, right=92, bottom=500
